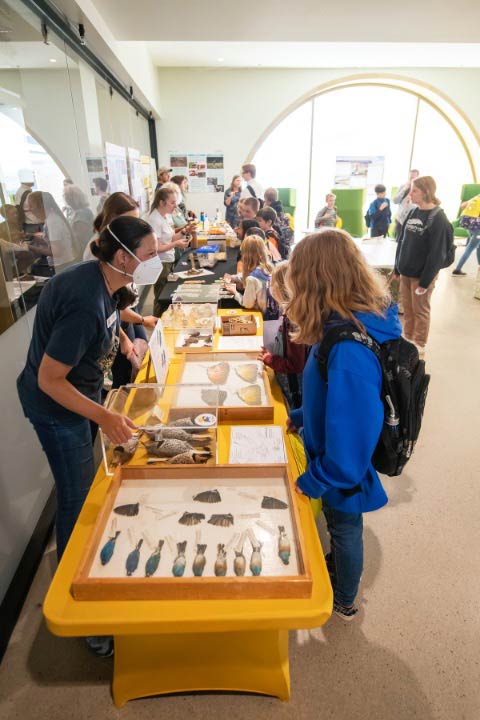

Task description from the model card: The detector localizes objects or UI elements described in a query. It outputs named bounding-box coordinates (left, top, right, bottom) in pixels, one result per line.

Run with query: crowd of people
left=5, top=156, right=476, bottom=646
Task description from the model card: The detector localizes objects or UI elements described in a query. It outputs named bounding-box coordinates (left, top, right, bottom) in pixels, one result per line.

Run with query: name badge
left=107, top=310, right=117, bottom=329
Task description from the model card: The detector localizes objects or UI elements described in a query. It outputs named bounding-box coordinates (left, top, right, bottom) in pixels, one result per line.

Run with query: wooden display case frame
left=221, top=314, right=257, bottom=336
left=71, top=465, right=312, bottom=602
left=178, top=355, right=275, bottom=423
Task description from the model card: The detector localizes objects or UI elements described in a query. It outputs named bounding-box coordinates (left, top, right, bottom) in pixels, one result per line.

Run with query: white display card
left=148, top=320, right=169, bottom=384
left=229, top=426, right=287, bottom=465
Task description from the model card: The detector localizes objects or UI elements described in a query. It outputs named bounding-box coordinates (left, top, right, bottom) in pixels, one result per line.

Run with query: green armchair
left=277, top=188, right=296, bottom=218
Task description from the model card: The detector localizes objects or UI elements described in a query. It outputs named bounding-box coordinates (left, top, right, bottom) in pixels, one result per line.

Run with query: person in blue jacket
left=286, top=229, right=402, bottom=620
left=367, top=183, right=392, bottom=237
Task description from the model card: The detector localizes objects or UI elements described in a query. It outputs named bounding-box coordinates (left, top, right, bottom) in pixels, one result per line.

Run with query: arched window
left=251, top=75, right=479, bottom=235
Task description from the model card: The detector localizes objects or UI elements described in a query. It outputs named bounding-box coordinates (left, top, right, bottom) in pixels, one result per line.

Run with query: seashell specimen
left=100, top=531, right=120, bottom=566
left=208, top=513, right=234, bottom=528
left=114, top=502, right=140, bottom=517
left=145, top=540, right=164, bottom=577
left=234, top=549, right=246, bottom=577
left=261, top=496, right=288, bottom=510
left=278, top=525, right=291, bottom=565
left=143, top=439, right=192, bottom=458
left=201, top=389, right=227, bottom=407
left=237, top=384, right=262, bottom=406
left=235, top=363, right=259, bottom=384
left=193, top=489, right=221, bottom=503
left=179, top=511, right=205, bottom=526
left=112, top=437, right=139, bottom=466
left=214, top=544, right=228, bottom=576
left=126, top=539, right=143, bottom=576
left=192, top=544, right=207, bottom=577
left=207, top=361, right=230, bottom=385
left=172, top=541, right=187, bottom=577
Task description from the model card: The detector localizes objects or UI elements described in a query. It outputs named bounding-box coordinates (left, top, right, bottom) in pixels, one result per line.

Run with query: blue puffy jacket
left=290, top=305, right=402, bottom=513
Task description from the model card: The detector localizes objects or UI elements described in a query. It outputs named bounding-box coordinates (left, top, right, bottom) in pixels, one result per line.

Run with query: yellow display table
left=43, top=311, right=332, bottom=706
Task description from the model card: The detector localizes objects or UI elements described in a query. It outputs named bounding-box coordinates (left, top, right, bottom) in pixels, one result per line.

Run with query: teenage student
left=256, top=206, right=282, bottom=261
left=146, top=186, right=194, bottom=315
left=257, top=261, right=307, bottom=409
left=395, top=175, right=452, bottom=356
left=367, top=184, right=391, bottom=238
left=286, top=229, right=402, bottom=620
left=224, top=235, right=279, bottom=320
left=315, top=193, right=338, bottom=228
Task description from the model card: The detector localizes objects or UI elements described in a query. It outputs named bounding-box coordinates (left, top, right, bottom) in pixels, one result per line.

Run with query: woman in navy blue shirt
left=17, top=216, right=158, bottom=561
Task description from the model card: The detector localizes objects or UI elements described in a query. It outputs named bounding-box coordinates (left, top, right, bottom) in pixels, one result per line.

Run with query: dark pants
left=153, top=261, right=174, bottom=317
left=18, top=391, right=96, bottom=561
left=111, top=322, right=147, bottom=388
left=323, top=500, right=363, bottom=607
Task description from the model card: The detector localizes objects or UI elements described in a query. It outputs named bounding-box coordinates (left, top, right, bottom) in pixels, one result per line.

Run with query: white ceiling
left=144, top=41, right=480, bottom=69
left=0, top=41, right=71, bottom=69
left=88, top=0, right=480, bottom=44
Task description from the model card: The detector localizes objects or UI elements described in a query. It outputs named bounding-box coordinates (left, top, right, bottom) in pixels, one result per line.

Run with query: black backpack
left=317, top=324, right=430, bottom=477
left=246, top=184, right=264, bottom=208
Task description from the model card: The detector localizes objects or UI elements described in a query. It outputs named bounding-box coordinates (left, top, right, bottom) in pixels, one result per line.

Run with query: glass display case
left=71, top=464, right=312, bottom=601
left=178, top=353, right=274, bottom=422
left=101, top=383, right=220, bottom=475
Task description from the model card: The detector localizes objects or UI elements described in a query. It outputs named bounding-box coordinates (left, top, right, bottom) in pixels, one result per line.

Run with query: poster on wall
left=105, top=142, right=129, bottom=194
left=127, top=147, right=148, bottom=211
left=140, top=155, right=154, bottom=209
left=169, top=152, right=224, bottom=193
left=334, top=156, right=385, bottom=196
left=86, top=156, right=108, bottom=199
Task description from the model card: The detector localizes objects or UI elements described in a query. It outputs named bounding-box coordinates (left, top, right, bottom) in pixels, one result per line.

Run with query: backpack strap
left=246, top=184, right=257, bottom=198
left=317, top=324, right=382, bottom=383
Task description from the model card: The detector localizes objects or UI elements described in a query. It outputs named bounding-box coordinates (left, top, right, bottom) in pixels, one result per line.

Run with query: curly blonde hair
left=286, top=229, right=390, bottom=345
left=241, top=235, right=273, bottom=286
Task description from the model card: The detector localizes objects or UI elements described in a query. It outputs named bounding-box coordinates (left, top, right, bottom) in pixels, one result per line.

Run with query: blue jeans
left=455, top=233, right=480, bottom=271
left=323, top=500, right=363, bottom=607
left=19, top=395, right=96, bottom=561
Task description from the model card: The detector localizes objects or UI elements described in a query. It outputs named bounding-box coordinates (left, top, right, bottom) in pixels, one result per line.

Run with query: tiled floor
left=1, top=256, right=479, bottom=720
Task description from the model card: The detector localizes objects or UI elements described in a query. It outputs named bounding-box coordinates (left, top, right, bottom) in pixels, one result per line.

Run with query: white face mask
left=106, top=224, right=163, bottom=286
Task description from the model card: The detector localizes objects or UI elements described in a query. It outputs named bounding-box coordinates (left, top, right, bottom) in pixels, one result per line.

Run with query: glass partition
left=0, top=0, right=154, bottom=334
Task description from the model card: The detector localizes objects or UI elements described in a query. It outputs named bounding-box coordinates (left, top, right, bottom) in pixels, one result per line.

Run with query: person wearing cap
left=155, top=166, right=172, bottom=192
left=15, top=169, right=43, bottom=234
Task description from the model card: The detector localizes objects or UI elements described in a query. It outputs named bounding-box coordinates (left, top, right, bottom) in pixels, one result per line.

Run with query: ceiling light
left=217, top=57, right=224, bottom=62
left=49, top=58, right=57, bottom=63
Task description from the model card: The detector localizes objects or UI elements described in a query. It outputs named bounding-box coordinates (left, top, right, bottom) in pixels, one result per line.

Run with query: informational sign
left=169, top=152, right=224, bottom=193
left=105, top=142, right=129, bottom=194
left=334, top=156, right=385, bottom=195
left=140, top=155, right=155, bottom=209
left=86, top=156, right=108, bottom=198
left=148, top=319, right=169, bottom=384
left=127, top=147, right=144, bottom=207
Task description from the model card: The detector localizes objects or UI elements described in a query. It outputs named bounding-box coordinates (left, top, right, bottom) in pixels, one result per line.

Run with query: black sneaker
left=85, top=635, right=114, bottom=657
left=452, top=269, right=467, bottom=276
left=333, top=602, right=358, bottom=621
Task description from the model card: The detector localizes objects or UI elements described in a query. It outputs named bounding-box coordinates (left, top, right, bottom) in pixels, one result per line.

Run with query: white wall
left=0, top=307, right=54, bottom=604
left=156, top=67, right=480, bottom=218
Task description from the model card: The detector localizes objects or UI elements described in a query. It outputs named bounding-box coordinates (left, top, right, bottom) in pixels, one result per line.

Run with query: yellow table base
left=112, top=629, right=290, bottom=707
